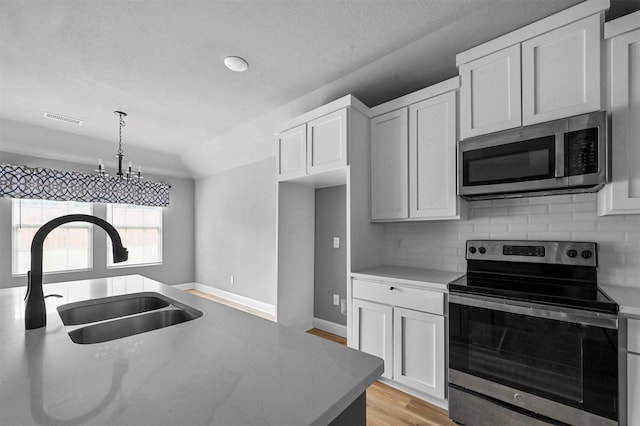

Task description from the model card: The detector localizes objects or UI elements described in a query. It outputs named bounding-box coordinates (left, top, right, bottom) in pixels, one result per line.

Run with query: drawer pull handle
left=389, top=286, right=395, bottom=291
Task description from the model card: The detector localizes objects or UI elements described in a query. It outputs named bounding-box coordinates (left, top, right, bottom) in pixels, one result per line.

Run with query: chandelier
left=96, top=111, right=143, bottom=181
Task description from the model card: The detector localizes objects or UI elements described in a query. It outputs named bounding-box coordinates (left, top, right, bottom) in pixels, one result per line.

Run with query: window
left=107, top=204, right=162, bottom=267
left=12, top=199, right=93, bottom=275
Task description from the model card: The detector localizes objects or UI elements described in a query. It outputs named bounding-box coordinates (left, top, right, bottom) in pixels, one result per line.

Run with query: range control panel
left=466, top=240, right=597, bottom=267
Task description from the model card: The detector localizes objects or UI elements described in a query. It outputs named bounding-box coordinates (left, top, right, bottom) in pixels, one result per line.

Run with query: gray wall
left=314, top=185, right=347, bottom=325
left=0, top=151, right=195, bottom=288
left=195, top=157, right=276, bottom=306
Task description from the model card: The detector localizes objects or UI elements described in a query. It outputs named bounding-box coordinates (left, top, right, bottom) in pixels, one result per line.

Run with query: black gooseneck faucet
left=25, top=214, right=129, bottom=330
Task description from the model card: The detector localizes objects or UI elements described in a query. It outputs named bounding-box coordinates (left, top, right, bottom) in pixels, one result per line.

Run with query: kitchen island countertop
left=0, top=275, right=383, bottom=425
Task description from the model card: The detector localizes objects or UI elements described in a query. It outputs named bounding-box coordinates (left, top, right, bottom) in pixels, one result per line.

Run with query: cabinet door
left=598, top=28, right=640, bottom=215
left=629, top=353, right=640, bottom=426
left=307, top=108, right=348, bottom=174
left=370, top=109, right=408, bottom=220
left=393, top=307, right=445, bottom=399
left=409, top=91, right=458, bottom=219
left=460, top=44, right=522, bottom=139
left=522, top=14, right=601, bottom=125
left=277, top=124, right=307, bottom=179
left=352, top=298, right=393, bottom=380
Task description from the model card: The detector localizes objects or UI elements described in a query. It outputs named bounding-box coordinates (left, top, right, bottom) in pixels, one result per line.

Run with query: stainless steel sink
left=67, top=308, right=202, bottom=344
left=57, top=292, right=203, bottom=344
left=58, top=292, right=171, bottom=326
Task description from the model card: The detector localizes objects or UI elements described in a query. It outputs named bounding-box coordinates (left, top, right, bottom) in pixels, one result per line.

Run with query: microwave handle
left=554, top=133, right=565, bottom=178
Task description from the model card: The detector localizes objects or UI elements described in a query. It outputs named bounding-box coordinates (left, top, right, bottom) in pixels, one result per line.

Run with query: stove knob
left=469, top=247, right=477, bottom=254
left=581, top=250, right=593, bottom=259
left=567, top=249, right=578, bottom=258
left=478, top=247, right=486, bottom=254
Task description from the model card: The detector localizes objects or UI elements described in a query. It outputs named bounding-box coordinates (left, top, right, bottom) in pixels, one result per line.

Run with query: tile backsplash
left=383, top=193, right=640, bottom=288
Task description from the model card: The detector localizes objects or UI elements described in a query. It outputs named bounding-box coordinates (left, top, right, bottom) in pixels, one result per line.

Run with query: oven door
left=449, top=294, right=618, bottom=425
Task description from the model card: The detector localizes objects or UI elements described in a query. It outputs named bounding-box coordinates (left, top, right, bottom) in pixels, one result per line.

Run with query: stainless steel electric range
left=448, top=240, right=619, bottom=426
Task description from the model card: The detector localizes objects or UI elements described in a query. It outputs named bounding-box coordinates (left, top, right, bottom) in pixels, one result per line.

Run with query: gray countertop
left=601, top=284, right=640, bottom=317
left=0, top=275, right=383, bottom=426
left=351, top=265, right=462, bottom=291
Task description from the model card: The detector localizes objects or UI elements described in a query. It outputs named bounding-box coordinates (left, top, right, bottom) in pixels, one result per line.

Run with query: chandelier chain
left=117, top=112, right=126, bottom=155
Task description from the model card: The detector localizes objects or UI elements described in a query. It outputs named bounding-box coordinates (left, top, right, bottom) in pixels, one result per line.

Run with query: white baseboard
left=172, top=283, right=195, bottom=290
left=174, top=282, right=276, bottom=317
left=378, top=378, right=448, bottom=410
left=312, top=317, right=347, bottom=338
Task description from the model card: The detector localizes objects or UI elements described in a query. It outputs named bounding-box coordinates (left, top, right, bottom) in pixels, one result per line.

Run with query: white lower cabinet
left=352, top=298, right=393, bottom=380
left=628, top=317, right=640, bottom=426
left=393, top=307, right=445, bottom=398
left=629, top=353, right=640, bottom=426
left=349, top=278, right=446, bottom=401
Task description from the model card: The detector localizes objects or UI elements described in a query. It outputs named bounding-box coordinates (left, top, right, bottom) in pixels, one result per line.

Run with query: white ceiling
left=1, top=0, right=635, bottom=178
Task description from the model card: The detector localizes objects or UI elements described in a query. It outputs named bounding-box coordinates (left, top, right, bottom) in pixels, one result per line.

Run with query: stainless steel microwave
left=459, top=111, right=610, bottom=200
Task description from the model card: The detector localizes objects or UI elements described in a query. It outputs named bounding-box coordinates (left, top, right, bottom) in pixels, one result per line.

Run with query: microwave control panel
left=566, top=127, right=598, bottom=176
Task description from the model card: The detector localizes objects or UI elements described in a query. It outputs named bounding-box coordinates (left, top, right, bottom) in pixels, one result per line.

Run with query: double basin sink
left=57, top=292, right=203, bottom=344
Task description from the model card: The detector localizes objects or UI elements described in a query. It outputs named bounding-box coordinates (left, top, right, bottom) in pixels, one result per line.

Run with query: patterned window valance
left=0, top=163, right=170, bottom=207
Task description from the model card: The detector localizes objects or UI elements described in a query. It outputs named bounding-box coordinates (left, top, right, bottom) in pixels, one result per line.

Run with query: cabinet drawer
left=352, top=279, right=444, bottom=315
left=629, top=318, right=640, bottom=354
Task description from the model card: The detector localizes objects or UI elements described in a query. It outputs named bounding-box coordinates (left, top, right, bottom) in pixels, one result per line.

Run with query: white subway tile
left=597, top=221, right=639, bottom=232
left=572, top=193, right=597, bottom=202
left=509, top=223, right=549, bottom=233
left=527, top=232, right=572, bottom=240
left=509, top=205, right=549, bottom=215
left=529, top=194, right=572, bottom=204
left=572, top=232, right=625, bottom=242
left=549, top=222, right=597, bottom=232
left=468, top=200, right=492, bottom=208
left=490, top=232, right=528, bottom=240
left=471, top=207, right=508, bottom=218
left=528, top=213, right=572, bottom=223
left=549, top=201, right=596, bottom=213
left=474, top=223, right=509, bottom=233
left=491, top=215, right=528, bottom=224
left=572, top=211, right=597, bottom=221
left=492, top=198, right=529, bottom=207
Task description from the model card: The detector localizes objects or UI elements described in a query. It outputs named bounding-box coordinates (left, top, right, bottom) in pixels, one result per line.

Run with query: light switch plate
left=333, top=237, right=340, bottom=248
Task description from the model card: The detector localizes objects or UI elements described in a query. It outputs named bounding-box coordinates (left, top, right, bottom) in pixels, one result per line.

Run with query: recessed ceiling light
left=224, top=56, right=249, bottom=72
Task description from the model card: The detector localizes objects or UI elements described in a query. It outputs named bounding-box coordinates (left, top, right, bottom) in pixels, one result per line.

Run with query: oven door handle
left=449, top=293, right=618, bottom=329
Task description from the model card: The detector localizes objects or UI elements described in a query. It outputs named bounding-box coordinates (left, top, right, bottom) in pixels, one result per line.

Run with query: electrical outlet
left=230, top=275, right=234, bottom=284
left=333, top=237, right=340, bottom=249
left=394, top=238, right=402, bottom=249
left=333, top=294, right=340, bottom=306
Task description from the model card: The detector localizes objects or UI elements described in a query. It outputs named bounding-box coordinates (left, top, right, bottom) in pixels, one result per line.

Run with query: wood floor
left=306, top=329, right=455, bottom=426
left=187, top=290, right=454, bottom=425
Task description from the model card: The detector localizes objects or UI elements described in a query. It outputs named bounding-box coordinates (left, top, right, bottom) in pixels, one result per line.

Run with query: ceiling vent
left=43, top=111, right=83, bottom=125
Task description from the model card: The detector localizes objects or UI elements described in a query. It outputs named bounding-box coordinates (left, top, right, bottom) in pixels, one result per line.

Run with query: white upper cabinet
left=457, top=0, right=608, bottom=140
left=409, top=91, right=459, bottom=219
left=276, top=95, right=368, bottom=182
left=369, top=77, right=465, bottom=222
left=370, top=109, right=408, bottom=220
left=277, top=124, right=307, bottom=180
left=307, top=108, right=348, bottom=174
left=598, top=12, right=640, bottom=215
left=460, top=44, right=522, bottom=138
left=522, top=14, right=601, bottom=125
